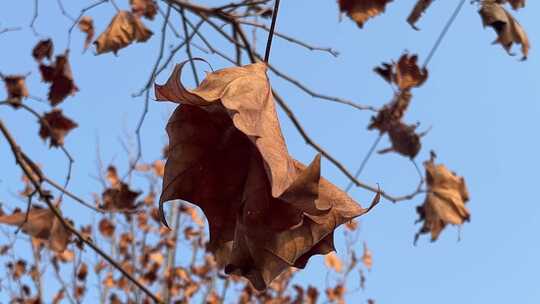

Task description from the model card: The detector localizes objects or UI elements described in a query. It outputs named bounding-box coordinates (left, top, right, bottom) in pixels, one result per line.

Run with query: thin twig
left=345, top=134, right=383, bottom=192
left=67, top=0, right=108, bottom=49
left=179, top=7, right=200, bottom=85
left=264, top=0, right=281, bottom=62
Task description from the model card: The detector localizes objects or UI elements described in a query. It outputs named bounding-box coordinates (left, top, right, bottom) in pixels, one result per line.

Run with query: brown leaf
left=324, top=252, right=343, bottom=272
left=368, top=90, right=412, bottom=133
left=155, top=61, right=370, bottom=290
left=101, top=182, right=141, bottom=211
left=0, top=207, right=71, bottom=252
left=326, top=284, right=345, bottom=304
left=338, top=0, right=393, bottom=28
left=415, top=155, right=470, bottom=243
left=98, top=218, right=116, bottom=238
left=378, top=122, right=422, bottom=159
left=39, top=53, right=78, bottom=105
left=306, top=286, right=319, bottom=304
left=3, top=75, right=29, bottom=102
left=39, top=109, right=78, bottom=147
left=32, top=39, right=53, bottom=62
left=374, top=53, right=428, bottom=90
left=77, top=263, right=88, bottom=281
left=498, top=0, right=525, bottom=10
left=361, top=242, right=372, bottom=271
left=479, top=2, right=529, bottom=60
left=78, top=16, right=94, bottom=51
left=130, top=0, right=157, bottom=20
left=106, top=165, right=120, bottom=187
left=407, top=0, right=434, bottom=30
left=94, top=11, right=153, bottom=55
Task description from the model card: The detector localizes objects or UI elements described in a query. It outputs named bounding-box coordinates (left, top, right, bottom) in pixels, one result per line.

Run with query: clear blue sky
left=1, top=0, right=539, bottom=303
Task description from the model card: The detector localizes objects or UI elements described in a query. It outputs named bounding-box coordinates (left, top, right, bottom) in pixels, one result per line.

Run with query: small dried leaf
left=378, top=122, right=422, bottom=158
left=338, top=0, right=393, bottom=28
left=368, top=91, right=412, bottom=133
left=479, top=2, right=529, bottom=60
left=326, top=284, right=345, bottom=304
left=0, top=208, right=71, bottom=252
left=415, top=156, right=470, bottom=243
left=130, top=0, right=157, bottom=20
left=78, top=16, right=94, bottom=51
left=101, top=183, right=141, bottom=211
left=395, top=54, right=428, bottom=90
left=106, top=165, right=120, bottom=187
left=407, top=0, right=434, bottom=30
left=39, top=53, right=78, bottom=105
left=324, top=252, right=343, bottom=272
left=39, top=109, right=78, bottom=147
left=32, top=39, right=53, bottom=62
left=361, top=242, right=372, bottom=271
left=94, top=11, right=153, bottom=55
left=77, top=263, right=88, bottom=281
left=98, top=218, right=116, bottom=238
left=3, top=75, right=29, bottom=102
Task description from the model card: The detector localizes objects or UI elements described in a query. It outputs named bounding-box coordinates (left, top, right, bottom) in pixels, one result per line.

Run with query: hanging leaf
left=479, top=1, right=529, bottom=60
left=130, top=0, right=157, bottom=20
left=407, top=0, right=434, bottom=30
left=94, top=11, right=153, bottom=55
left=155, top=60, right=376, bottom=290
left=100, top=182, right=141, bottom=211
left=374, top=53, right=428, bottom=90
left=324, top=252, right=343, bottom=272
left=415, top=154, right=470, bottom=243
left=32, top=39, right=53, bottom=62
left=39, top=109, right=78, bottom=147
left=39, top=53, right=78, bottom=105
left=368, top=90, right=412, bottom=133
left=0, top=207, right=71, bottom=252
left=337, top=0, right=393, bottom=28
left=3, top=75, right=29, bottom=103
left=378, top=122, right=422, bottom=159
left=361, top=242, right=372, bottom=271
left=78, top=16, right=94, bottom=51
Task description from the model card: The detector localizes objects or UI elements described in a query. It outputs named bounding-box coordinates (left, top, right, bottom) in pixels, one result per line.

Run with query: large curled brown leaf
left=155, top=60, right=373, bottom=290
left=407, top=0, right=434, bottom=30
left=415, top=155, right=470, bottom=243
left=479, top=1, right=529, bottom=60
left=94, top=11, right=153, bottom=55
left=0, top=207, right=71, bottom=252
left=338, top=0, right=393, bottom=28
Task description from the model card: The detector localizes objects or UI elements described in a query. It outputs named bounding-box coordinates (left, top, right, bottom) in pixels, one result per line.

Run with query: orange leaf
left=338, top=0, right=393, bottom=28
left=94, top=11, right=152, bottom=55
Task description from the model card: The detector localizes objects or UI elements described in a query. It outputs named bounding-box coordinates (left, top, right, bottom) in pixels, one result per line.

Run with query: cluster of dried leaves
left=338, top=0, right=529, bottom=59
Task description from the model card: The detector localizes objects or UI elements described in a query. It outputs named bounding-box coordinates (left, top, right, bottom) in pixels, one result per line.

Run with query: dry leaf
left=326, top=284, right=345, bottom=304
left=32, top=39, right=53, bottom=62
left=378, top=122, right=422, bottom=159
left=374, top=53, right=428, bottom=90
left=361, top=242, right=372, bottom=271
left=106, top=165, right=120, bottom=187
left=98, top=218, right=115, bottom=238
left=479, top=1, right=529, bottom=60
left=415, top=155, right=470, bottom=243
left=338, top=0, right=393, bottom=28
left=3, top=75, right=29, bottom=102
left=368, top=91, right=412, bottom=133
left=77, top=263, right=88, bottom=281
left=94, top=11, right=153, bottom=55
left=324, top=252, right=343, bottom=272
left=131, top=0, right=157, bottom=20
left=155, top=60, right=374, bottom=290
left=498, top=0, right=525, bottom=10
left=39, top=109, right=78, bottom=147
left=0, top=207, right=71, bottom=252
left=78, top=16, right=94, bottom=51
left=39, top=53, right=78, bottom=105
left=407, top=0, right=434, bottom=30
left=101, top=183, right=141, bottom=211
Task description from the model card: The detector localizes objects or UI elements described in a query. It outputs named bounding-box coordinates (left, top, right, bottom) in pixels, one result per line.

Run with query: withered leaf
left=407, top=0, right=434, bottom=30
left=368, top=90, right=412, bottom=133
left=101, top=182, right=141, bottom=211
left=78, top=16, right=94, bottom=51
left=361, top=242, right=372, bottom=271
left=497, top=0, right=525, bottom=10
left=32, top=39, right=53, bottom=62
left=39, top=53, right=78, bottom=105
left=374, top=53, right=428, bottom=90
left=3, top=75, right=29, bottom=103
left=324, top=252, right=343, bottom=273
left=0, top=207, right=71, bottom=252
left=130, top=0, right=157, bottom=20
left=415, top=156, right=470, bottom=243
left=98, top=218, right=116, bottom=238
left=338, top=0, right=393, bottom=28
left=479, top=2, right=529, bottom=60
left=39, top=109, right=78, bottom=147
left=155, top=61, right=373, bottom=290
left=94, top=11, right=153, bottom=55
left=77, top=263, right=88, bottom=281
left=378, top=122, right=422, bottom=159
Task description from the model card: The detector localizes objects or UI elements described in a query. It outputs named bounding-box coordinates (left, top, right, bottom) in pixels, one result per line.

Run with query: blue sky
left=1, top=0, right=539, bottom=303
